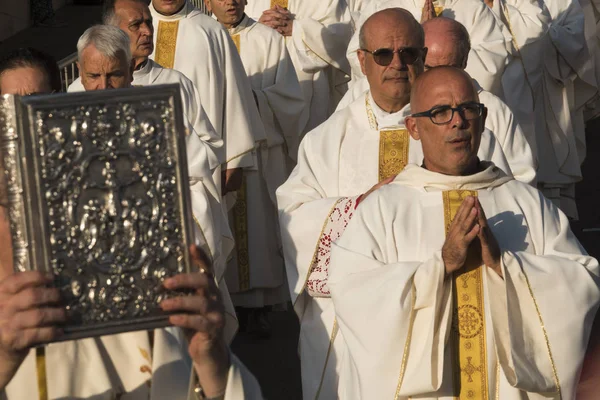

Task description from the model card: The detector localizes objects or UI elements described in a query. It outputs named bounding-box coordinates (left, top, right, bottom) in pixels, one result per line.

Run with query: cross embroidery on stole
left=271, top=0, right=289, bottom=8
left=155, top=21, right=180, bottom=69
left=365, top=94, right=410, bottom=180
left=443, top=190, right=489, bottom=400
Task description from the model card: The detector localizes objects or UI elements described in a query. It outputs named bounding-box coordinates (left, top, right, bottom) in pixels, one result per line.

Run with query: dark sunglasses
left=361, top=47, right=424, bottom=66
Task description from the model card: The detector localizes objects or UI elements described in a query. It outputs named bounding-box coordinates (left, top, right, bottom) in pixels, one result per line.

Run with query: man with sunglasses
left=327, top=65, right=600, bottom=400
left=346, top=0, right=512, bottom=98
left=277, top=8, right=514, bottom=399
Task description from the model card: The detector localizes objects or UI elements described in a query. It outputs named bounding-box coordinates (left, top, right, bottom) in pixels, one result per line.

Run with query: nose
left=388, top=51, right=405, bottom=70
left=98, top=76, right=110, bottom=90
left=451, top=108, right=468, bottom=129
left=141, top=22, right=152, bottom=36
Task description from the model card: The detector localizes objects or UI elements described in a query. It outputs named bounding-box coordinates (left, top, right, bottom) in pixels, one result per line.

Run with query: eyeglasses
left=360, top=47, right=424, bottom=67
left=410, top=102, right=485, bottom=125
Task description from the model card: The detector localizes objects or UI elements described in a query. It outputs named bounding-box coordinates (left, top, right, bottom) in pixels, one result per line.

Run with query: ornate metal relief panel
left=0, top=85, right=194, bottom=341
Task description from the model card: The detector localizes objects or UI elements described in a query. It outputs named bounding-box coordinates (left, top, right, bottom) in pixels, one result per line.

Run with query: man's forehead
left=415, top=74, right=477, bottom=106
left=367, top=27, right=421, bottom=48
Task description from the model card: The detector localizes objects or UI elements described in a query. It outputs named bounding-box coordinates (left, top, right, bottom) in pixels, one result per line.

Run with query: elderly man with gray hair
left=0, top=22, right=264, bottom=400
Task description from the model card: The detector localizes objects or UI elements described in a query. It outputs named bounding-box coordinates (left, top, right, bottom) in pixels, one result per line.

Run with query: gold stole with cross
left=365, top=94, right=410, bottom=180
left=271, top=0, right=289, bottom=8
left=154, top=20, right=180, bottom=69
left=443, top=190, right=489, bottom=399
left=228, top=33, right=250, bottom=290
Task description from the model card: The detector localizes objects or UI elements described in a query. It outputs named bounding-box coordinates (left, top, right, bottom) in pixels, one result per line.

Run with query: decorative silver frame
left=0, top=85, right=194, bottom=341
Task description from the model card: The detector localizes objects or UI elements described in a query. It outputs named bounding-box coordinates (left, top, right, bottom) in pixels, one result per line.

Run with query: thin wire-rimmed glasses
left=410, top=102, right=485, bottom=125
left=360, top=47, right=424, bottom=66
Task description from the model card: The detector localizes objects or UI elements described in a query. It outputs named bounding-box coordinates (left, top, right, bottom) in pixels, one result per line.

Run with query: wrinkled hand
left=259, top=6, right=294, bottom=36
left=221, top=167, right=243, bottom=196
left=475, top=199, right=502, bottom=277
left=421, top=0, right=437, bottom=22
left=441, top=196, right=480, bottom=275
left=0, top=271, right=65, bottom=388
left=357, top=175, right=396, bottom=206
left=161, top=246, right=229, bottom=397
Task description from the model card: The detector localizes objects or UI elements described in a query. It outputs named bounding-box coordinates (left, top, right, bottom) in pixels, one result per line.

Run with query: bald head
left=359, top=8, right=424, bottom=50
left=405, top=66, right=486, bottom=176
left=422, top=17, right=470, bottom=70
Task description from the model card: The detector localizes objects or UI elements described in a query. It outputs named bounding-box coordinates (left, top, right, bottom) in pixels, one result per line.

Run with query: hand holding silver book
left=0, top=85, right=195, bottom=341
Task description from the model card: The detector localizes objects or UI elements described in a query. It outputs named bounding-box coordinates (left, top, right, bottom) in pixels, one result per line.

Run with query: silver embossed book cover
left=0, top=84, right=194, bottom=341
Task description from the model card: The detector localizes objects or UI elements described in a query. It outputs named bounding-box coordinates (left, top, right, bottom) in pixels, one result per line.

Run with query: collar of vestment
left=228, top=14, right=254, bottom=35
left=365, top=91, right=411, bottom=130
left=134, top=59, right=153, bottom=80
left=393, top=161, right=513, bottom=192
left=149, top=0, right=194, bottom=20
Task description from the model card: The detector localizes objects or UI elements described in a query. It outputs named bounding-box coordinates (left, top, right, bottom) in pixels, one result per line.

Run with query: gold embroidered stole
left=154, top=20, right=180, bottom=69
left=271, top=0, right=289, bottom=8
left=233, top=177, right=250, bottom=290
left=443, top=190, right=489, bottom=400
left=36, top=347, right=48, bottom=400
left=231, top=34, right=241, bottom=54
left=365, top=94, right=410, bottom=181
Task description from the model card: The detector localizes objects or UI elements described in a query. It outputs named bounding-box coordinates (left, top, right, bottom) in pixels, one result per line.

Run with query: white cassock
left=336, top=78, right=537, bottom=185
left=490, top=0, right=549, bottom=158
left=70, top=61, right=238, bottom=340
left=347, top=0, right=513, bottom=97
left=328, top=163, right=600, bottom=399
left=276, top=91, right=527, bottom=399
left=244, top=0, right=354, bottom=133
left=149, top=0, right=266, bottom=190
left=532, top=0, right=594, bottom=219
left=2, top=328, right=264, bottom=399
left=223, top=15, right=305, bottom=308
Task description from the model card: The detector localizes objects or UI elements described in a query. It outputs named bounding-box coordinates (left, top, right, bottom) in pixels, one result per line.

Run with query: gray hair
left=77, top=25, right=131, bottom=64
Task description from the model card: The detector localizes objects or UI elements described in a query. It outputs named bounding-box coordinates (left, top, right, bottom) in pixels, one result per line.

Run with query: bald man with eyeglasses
left=276, top=8, right=517, bottom=399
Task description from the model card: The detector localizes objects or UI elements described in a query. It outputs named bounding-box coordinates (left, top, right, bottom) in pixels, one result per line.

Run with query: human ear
left=405, top=116, right=420, bottom=140
left=358, top=50, right=367, bottom=76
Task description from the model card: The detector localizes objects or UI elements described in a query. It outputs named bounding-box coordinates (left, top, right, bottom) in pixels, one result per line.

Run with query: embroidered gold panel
left=434, top=5, right=444, bottom=16
left=36, top=347, right=48, bottom=400
left=271, top=0, right=289, bottom=8
left=443, top=190, right=489, bottom=400
left=155, top=21, right=180, bottom=69
left=231, top=34, right=241, bottom=54
left=233, top=177, right=250, bottom=291
left=378, top=129, right=409, bottom=181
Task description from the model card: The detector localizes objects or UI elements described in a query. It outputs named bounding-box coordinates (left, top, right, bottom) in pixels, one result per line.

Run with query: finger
left=12, top=307, right=67, bottom=330
left=8, top=287, right=61, bottom=312
left=450, top=196, right=475, bottom=229
left=464, top=222, right=481, bottom=243
left=169, top=312, right=224, bottom=335
left=0, top=271, right=53, bottom=295
left=161, top=294, right=212, bottom=315
left=460, top=206, right=479, bottom=235
left=163, top=272, right=212, bottom=291
left=12, top=327, right=63, bottom=350
left=190, top=245, right=213, bottom=276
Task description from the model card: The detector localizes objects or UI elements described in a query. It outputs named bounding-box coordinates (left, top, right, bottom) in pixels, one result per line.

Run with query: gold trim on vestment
left=521, top=268, right=562, bottom=398
left=155, top=20, right=179, bottom=69
left=378, top=129, right=410, bottom=181
left=230, top=34, right=241, bottom=54
left=271, top=0, right=289, bottom=8
left=314, top=318, right=339, bottom=400
left=394, top=283, right=417, bottom=400
left=495, top=361, right=500, bottom=400
left=36, top=347, right=47, bottom=400
left=233, top=176, right=250, bottom=291
left=434, top=4, right=444, bottom=15
left=443, top=190, right=489, bottom=400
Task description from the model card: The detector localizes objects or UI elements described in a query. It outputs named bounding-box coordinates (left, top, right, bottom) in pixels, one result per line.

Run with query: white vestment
left=276, top=91, right=524, bottom=399
left=244, top=0, right=354, bottom=133
left=224, top=16, right=304, bottom=307
left=69, top=63, right=238, bottom=339
left=328, top=163, right=600, bottom=399
left=490, top=0, right=549, bottom=158
left=347, top=0, right=513, bottom=97
left=149, top=1, right=266, bottom=181
left=2, top=328, right=264, bottom=399
left=525, top=0, right=594, bottom=219
left=336, top=80, right=536, bottom=185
